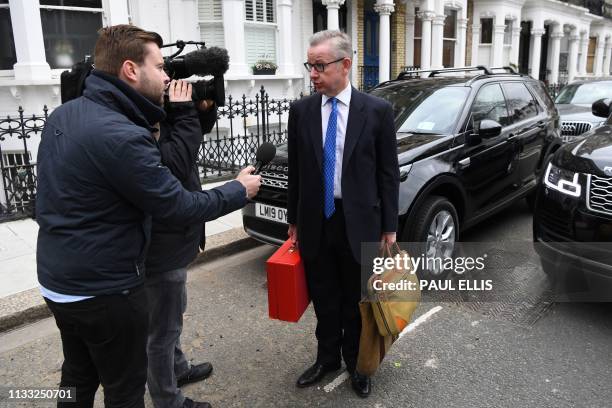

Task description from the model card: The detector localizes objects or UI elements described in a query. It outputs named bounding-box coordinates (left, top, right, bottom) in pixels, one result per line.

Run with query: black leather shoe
left=182, top=397, right=211, bottom=408
left=350, top=371, right=371, bottom=398
left=177, top=362, right=213, bottom=387
left=296, top=363, right=341, bottom=388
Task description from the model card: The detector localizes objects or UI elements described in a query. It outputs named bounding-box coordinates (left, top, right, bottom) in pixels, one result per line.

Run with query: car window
left=370, top=85, right=470, bottom=134
left=555, top=82, right=612, bottom=105
left=527, top=81, right=556, bottom=113
left=470, top=83, right=510, bottom=128
left=501, top=82, right=538, bottom=123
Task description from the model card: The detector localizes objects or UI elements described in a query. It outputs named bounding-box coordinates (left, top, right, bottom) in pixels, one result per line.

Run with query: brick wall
left=391, top=3, right=406, bottom=78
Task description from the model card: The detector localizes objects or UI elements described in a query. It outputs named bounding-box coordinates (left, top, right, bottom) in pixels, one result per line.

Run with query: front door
left=364, top=10, right=379, bottom=89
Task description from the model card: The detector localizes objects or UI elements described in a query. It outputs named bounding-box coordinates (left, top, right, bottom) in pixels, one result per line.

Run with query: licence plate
left=255, top=203, right=288, bottom=224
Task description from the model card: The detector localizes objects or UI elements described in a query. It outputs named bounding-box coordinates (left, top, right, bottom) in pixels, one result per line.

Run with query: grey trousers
left=145, top=268, right=191, bottom=408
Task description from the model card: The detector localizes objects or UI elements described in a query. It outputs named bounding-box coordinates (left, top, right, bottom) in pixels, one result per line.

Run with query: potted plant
left=252, top=60, right=278, bottom=75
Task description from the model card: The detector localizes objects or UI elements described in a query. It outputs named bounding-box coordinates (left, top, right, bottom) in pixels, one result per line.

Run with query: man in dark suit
left=287, top=30, right=399, bottom=398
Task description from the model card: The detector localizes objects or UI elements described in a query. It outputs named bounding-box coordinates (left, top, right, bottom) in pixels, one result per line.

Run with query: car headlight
left=544, top=162, right=581, bottom=197
left=593, top=121, right=607, bottom=130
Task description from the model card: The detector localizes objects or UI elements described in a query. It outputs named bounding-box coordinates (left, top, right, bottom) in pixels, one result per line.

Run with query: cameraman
left=36, top=25, right=260, bottom=408
left=145, top=79, right=218, bottom=408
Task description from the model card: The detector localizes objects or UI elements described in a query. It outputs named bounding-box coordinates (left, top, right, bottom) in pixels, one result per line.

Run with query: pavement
left=0, top=179, right=262, bottom=333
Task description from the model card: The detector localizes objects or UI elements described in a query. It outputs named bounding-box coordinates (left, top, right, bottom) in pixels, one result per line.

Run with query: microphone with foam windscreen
left=253, top=143, right=277, bottom=174
left=165, top=47, right=229, bottom=78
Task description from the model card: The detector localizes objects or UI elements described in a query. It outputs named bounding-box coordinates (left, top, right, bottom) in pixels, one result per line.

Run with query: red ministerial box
left=266, top=239, right=310, bottom=322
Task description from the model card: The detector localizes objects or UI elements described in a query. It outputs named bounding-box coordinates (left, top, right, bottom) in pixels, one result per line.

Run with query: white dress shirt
left=321, top=82, right=352, bottom=199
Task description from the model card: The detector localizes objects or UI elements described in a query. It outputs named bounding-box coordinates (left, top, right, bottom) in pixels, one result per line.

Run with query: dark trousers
left=303, top=200, right=362, bottom=373
left=44, top=286, right=148, bottom=408
left=145, top=268, right=190, bottom=408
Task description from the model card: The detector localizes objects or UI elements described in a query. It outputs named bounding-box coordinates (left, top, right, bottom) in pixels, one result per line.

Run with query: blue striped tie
left=323, top=97, right=337, bottom=219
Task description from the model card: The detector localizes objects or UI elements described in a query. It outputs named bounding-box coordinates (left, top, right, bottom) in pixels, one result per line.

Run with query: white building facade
left=1, top=0, right=612, bottom=210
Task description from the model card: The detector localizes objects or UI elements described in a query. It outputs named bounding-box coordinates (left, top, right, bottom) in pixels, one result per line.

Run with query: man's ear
left=343, top=58, right=352, bottom=73
left=119, top=60, right=139, bottom=84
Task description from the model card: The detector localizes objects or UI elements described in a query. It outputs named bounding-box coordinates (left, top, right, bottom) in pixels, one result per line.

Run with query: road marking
left=323, top=306, right=443, bottom=392
left=323, top=371, right=350, bottom=393
left=398, top=305, right=443, bottom=339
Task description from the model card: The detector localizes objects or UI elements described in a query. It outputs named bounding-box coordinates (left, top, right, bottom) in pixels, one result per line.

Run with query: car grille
left=587, top=174, right=612, bottom=216
left=560, top=121, right=592, bottom=142
left=260, top=166, right=288, bottom=190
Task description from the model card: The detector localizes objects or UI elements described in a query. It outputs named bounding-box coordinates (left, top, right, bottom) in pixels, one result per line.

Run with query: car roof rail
left=489, top=66, right=518, bottom=74
left=396, top=65, right=493, bottom=80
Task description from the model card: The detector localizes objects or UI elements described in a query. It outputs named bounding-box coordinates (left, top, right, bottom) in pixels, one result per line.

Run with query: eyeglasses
left=303, top=58, right=345, bottom=73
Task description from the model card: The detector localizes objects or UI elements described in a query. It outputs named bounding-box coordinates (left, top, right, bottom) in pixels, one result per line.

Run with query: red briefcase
left=266, top=239, right=310, bottom=322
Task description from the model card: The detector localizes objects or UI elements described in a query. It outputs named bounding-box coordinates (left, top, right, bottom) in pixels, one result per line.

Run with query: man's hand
left=288, top=224, right=298, bottom=247
left=168, top=79, right=192, bottom=103
left=236, top=166, right=261, bottom=199
left=380, top=232, right=397, bottom=248
left=197, top=99, right=215, bottom=111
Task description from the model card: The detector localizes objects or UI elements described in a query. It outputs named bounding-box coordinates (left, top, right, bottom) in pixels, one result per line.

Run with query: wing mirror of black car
left=592, top=98, right=612, bottom=118
left=478, top=119, right=502, bottom=138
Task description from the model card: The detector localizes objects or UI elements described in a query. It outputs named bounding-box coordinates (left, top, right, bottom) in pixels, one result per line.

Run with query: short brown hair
left=94, top=24, right=163, bottom=76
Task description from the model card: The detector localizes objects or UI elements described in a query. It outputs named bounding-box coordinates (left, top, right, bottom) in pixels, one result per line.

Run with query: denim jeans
left=145, top=268, right=190, bottom=408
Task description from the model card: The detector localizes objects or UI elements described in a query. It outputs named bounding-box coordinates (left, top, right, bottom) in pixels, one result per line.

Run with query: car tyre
left=403, top=195, right=459, bottom=281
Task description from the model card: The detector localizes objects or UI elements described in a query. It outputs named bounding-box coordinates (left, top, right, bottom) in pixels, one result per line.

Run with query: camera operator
left=36, top=24, right=260, bottom=408
left=145, top=79, right=219, bottom=408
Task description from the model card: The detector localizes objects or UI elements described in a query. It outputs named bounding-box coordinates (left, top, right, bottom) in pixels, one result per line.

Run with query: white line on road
left=322, top=306, right=443, bottom=393
left=398, top=305, right=443, bottom=339
left=323, top=371, right=350, bottom=393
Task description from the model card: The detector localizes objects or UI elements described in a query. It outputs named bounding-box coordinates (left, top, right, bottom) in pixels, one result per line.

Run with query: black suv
left=533, top=98, right=612, bottom=299
left=243, top=66, right=561, bottom=277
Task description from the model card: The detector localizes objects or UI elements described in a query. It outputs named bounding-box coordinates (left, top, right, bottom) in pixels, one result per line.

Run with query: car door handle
left=536, top=121, right=546, bottom=128
left=458, top=158, right=470, bottom=169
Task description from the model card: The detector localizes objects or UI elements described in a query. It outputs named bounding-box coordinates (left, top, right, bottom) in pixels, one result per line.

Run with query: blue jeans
left=145, top=268, right=190, bottom=408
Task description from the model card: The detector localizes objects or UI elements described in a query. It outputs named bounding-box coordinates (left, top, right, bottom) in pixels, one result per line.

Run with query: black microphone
left=166, top=47, right=229, bottom=78
left=253, top=143, right=276, bottom=174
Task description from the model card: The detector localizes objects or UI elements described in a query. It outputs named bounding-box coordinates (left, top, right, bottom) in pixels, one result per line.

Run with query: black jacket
left=287, top=89, right=399, bottom=261
left=145, top=101, right=216, bottom=275
left=36, top=70, right=247, bottom=296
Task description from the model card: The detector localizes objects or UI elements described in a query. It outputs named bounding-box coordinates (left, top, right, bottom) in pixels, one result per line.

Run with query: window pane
left=199, top=0, right=223, bottom=20
left=502, top=82, right=538, bottom=123
left=414, top=39, right=421, bottom=67
left=245, top=0, right=254, bottom=20
left=265, top=0, right=274, bottom=22
left=443, top=39, right=455, bottom=67
left=245, top=25, right=276, bottom=67
left=40, top=0, right=102, bottom=7
left=414, top=9, right=422, bottom=38
left=256, top=0, right=264, bottom=22
left=0, top=8, right=17, bottom=70
left=472, top=84, right=510, bottom=127
left=481, top=18, right=493, bottom=44
left=41, top=9, right=102, bottom=68
left=443, top=9, right=456, bottom=39
left=504, top=20, right=512, bottom=45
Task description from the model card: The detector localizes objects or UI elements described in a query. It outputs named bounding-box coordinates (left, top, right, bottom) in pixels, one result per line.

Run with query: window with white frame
left=244, top=0, right=277, bottom=69
left=0, top=1, right=16, bottom=71
left=39, top=1, right=103, bottom=69
left=443, top=8, right=457, bottom=67
left=199, top=0, right=224, bottom=48
left=504, top=19, right=513, bottom=45
left=481, top=18, right=493, bottom=44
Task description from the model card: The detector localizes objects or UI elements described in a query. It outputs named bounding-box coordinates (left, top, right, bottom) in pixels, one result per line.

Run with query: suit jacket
left=287, top=88, right=400, bottom=261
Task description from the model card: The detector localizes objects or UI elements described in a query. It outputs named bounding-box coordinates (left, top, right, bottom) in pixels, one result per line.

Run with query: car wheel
left=404, top=195, right=459, bottom=280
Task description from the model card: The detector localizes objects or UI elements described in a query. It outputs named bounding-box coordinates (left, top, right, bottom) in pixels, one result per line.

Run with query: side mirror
left=478, top=119, right=502, bottom=138
left=592, top=98, right=612, bottom=118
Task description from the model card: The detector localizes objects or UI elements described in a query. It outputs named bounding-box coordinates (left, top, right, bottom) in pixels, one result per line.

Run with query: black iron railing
left=0, top=106, right=47, bottom=222
left=358, top=65, right=379, bottom=91
left=0, top=87, right=303, bottom=222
